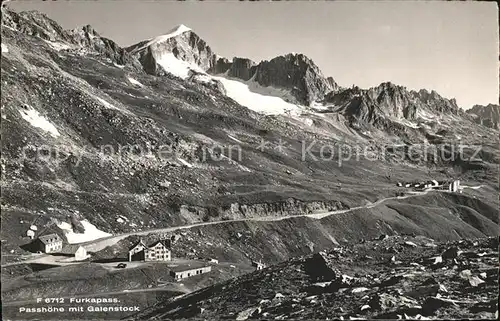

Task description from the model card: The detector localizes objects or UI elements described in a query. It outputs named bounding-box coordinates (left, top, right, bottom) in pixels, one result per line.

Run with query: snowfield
left=1, top=43, right=8, bottom=53
left=19, top=105, right=60, bottom=138
left=156, top=53, right=204, bottom=79
left=212, top=76, right=302, bottom=115
left=56, top=219, right=112, bottom=244
left=151, top=55, right=304, bottom=117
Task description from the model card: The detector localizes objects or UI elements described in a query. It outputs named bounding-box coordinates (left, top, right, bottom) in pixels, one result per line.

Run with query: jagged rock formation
left=1, top=10, right=74, bottom=43
left=226, top=57, right=257, bottom=81
left=467, top=104, right=500, bottom=130
left=415, top=89, right=460, bottom=115
left=323, top=82, right=460, bottom=128
left=326, top=76, right=340, bottom=92
left=252, top=53, right=335, bottom=105
left=68, top=25, right=140, bottom=67
left=1, top=9, right=139, bottom=68
left=211, top=56, right=232, bottom=74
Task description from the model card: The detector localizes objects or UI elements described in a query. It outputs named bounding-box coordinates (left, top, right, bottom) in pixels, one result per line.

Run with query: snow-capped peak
left=149, top=24, right=191, bottom=44
left=129, top=24, right=192, bottom=54
left=167, top=24, right=191, bottom=36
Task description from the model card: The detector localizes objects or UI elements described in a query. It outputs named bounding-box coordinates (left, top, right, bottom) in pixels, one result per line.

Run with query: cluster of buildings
left=32, top=233, right=88, bottom=261
left=28, top=231, right=267, bottom=281
left=397, top=179, right=461, bottom=192
left=127, top=237, right=267, bottom=280
left=128, top=237, right=214, bottom=280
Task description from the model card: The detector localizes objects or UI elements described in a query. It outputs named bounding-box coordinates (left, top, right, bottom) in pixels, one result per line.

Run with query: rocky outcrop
left=252, top=53, right=334, bottom=105
left=326, top=76, right=340, bottom=92
left=1, top=9, right=74, bottom=43
left=188, top=71, right=227, bottom=95
left=134, top=236, right=499, bottom=320
left=68, top=25, right=141, bottom=67
left=227, top=57, right=257, bottom=81
left=466, top=104, right=500, bottom=130
left=211, top=56, right=232, bottom=74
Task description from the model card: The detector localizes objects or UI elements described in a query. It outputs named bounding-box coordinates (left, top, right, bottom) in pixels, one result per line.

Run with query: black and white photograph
left=0, top=0, right=498, bottom=320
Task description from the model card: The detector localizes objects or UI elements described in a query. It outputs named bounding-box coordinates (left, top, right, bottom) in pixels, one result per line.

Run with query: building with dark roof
left=35, top=233, right=62, bottom=253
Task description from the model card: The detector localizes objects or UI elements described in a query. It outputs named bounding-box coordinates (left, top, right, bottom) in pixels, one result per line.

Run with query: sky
left=9, top=0, right=499, bottom=109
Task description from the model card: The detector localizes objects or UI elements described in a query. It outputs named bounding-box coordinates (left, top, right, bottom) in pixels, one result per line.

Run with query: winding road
left=81, top=190, right=431, bottom=253
left=4, top=185, right=482, bottom=267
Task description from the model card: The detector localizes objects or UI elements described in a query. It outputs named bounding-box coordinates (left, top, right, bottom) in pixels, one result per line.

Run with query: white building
left=60, top=245, right=88, bottom=261
left=36, top=233, right=63, bottom=253
left=170, top=264, right=212, bottom=280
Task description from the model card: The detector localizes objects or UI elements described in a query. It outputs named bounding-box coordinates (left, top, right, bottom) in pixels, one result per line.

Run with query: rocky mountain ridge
left=119, top=22, right=492, bottom=132
left=1, top=9, right=140, bottom=68
left=322, top=82, right=462, bottom=128
left=2, top=8, right=490, bottom=131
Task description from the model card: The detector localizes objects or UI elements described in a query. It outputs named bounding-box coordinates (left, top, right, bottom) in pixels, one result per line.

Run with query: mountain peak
left=127, top=24, right=193, bottom=55
left=168, top=24, right=191, bottom=35
left=126, top=23, right=216, bottom=75
left=162, top=24, right=192, bottom=39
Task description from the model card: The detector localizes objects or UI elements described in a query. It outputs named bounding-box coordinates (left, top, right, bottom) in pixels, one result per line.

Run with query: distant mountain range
left=3, top=9, right=497, bottom=131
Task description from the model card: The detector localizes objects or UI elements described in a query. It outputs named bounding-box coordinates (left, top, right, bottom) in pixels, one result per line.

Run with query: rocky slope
left=133, top=236, right=499, bottom=320
left=467, top=104, right=500, bottom=130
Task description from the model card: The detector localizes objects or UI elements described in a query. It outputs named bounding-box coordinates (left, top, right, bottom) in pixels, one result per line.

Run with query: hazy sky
left=9, top=1, right=499, bottom=109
